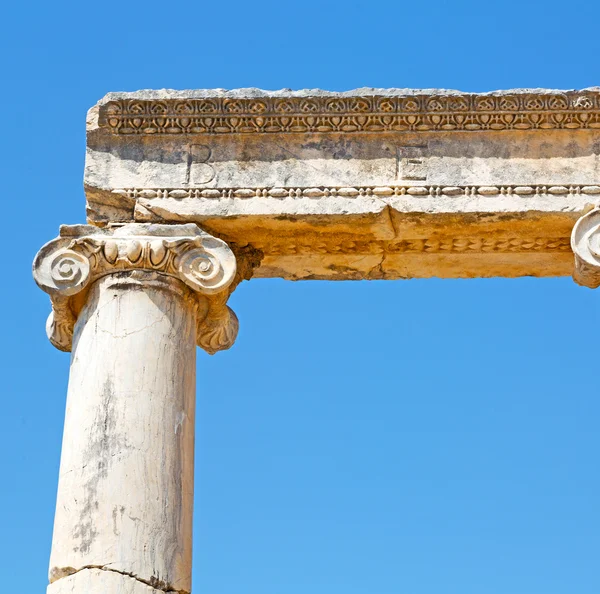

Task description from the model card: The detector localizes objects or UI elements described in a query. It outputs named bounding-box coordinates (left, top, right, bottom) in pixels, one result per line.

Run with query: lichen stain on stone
left=72, top=378, right=122, bottom=555
left=112, top=505, right=125, bottom=536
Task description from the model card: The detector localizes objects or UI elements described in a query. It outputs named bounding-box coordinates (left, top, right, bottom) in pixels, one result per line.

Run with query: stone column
left=572, top=208, right=600, bottom=288
left=33, top=223, right=240, bottom=594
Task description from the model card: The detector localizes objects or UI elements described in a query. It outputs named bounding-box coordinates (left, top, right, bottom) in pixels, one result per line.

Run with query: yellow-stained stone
left=85, top=87, right=600, bottom=280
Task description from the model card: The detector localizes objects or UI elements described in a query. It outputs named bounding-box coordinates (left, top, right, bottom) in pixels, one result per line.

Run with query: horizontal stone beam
left=85, top=87, right=600, bottom=280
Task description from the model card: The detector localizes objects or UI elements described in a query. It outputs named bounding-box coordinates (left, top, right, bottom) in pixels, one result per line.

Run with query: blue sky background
left=2, top=1, right=600, bottom=592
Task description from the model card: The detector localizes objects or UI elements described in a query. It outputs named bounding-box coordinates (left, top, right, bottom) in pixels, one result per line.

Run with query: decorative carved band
left=100, top=91, right=600, bottom=135
left=255, top=237, right=572, bottom=256
left=115, top=184, right=600, bottom=201
left=571, top=209, right=600, bottom=288
left=33, top=224, right=239, bottom=354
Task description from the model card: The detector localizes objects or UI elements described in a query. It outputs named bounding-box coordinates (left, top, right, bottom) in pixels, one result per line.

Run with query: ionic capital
left=571, top=208, right=600, bottom=288
left=33, top=223, right=245, bottom=354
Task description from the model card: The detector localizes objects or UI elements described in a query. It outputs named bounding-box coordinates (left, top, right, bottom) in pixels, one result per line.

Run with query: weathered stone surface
left=47, top=568, right=176, bottom=593
left=85, top=88, right=600, bottom=280
left=47, top=272, right=196, bottom=594
left=32, top=222, right=265, bottom=593
left=34, top=88, right=600, bottom=594
left=33, top=223, right=239, bottom=354
left=571, top=207, right=600, bottom=287
left=32, top=222, right=256, bottom=593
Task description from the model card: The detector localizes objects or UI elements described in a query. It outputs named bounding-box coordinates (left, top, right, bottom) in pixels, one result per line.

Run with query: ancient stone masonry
left=571, top=207, right=600, bottom=288
left=34, top=87, right=600, bottom=594
left=85, top=88, right=600, bottom=280
left=33, top=223, right=239, bottom=354
left=112, top=184, right=600, bottom=200
left=99, top=90, right=600, bottom=135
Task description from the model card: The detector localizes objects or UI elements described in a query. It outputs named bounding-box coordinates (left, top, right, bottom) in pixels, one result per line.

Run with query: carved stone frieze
left=113, top=184, right=600, bottom=201
left=33, top=223, right=242, bottom=353
left=98, top=89, right=600, bottom=135
left=571, top=208, right=600, bottom=288
left=254, top=236, right=572, bottom=256
left=86, top=87, right=600, bottom=280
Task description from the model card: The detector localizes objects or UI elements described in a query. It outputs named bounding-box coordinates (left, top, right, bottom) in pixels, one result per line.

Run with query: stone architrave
left=34, top=87, right=600, bottom=593
left=86, top=87, right=600, bottom=280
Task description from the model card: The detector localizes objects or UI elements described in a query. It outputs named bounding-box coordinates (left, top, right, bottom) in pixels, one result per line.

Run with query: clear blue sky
left=2, top=1, right=600, bottom=593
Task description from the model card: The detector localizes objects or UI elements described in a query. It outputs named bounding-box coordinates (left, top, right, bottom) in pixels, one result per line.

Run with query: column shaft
left=48, top=271, right=197, bottom=594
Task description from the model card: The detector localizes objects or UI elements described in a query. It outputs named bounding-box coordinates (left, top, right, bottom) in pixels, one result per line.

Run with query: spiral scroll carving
left=33, top=224, right=241, bottom=354
left=179, top=249, right=220, bottom=288
left=176, top=240, right=236, bottom=294
left=571, top=208, right=600, bottom=288
left=34, top=248, right=91, bottom=297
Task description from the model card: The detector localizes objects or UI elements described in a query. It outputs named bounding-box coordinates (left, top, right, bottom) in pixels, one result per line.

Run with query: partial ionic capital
left=571, top=208, right=600, bottom=288
left=33, top=223, right=242, bottom=354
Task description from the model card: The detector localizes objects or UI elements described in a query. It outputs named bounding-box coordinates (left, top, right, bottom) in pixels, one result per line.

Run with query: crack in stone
left=383, top=202, right=399, bottom=239
left=369, top=251, right=387, bottom=279
left=96, top=316, right=164, bottom=339
left=51, top=565, right=189, bottom=594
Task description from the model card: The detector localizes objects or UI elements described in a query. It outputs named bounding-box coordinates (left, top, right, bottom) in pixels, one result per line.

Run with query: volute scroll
left=33, top=223, right=242, bottom=353
left=571, top=208, right=600, bottom=288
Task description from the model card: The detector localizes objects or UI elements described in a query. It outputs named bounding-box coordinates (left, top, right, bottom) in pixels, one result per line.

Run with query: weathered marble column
left=33, top=223, right=239, bottom=594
